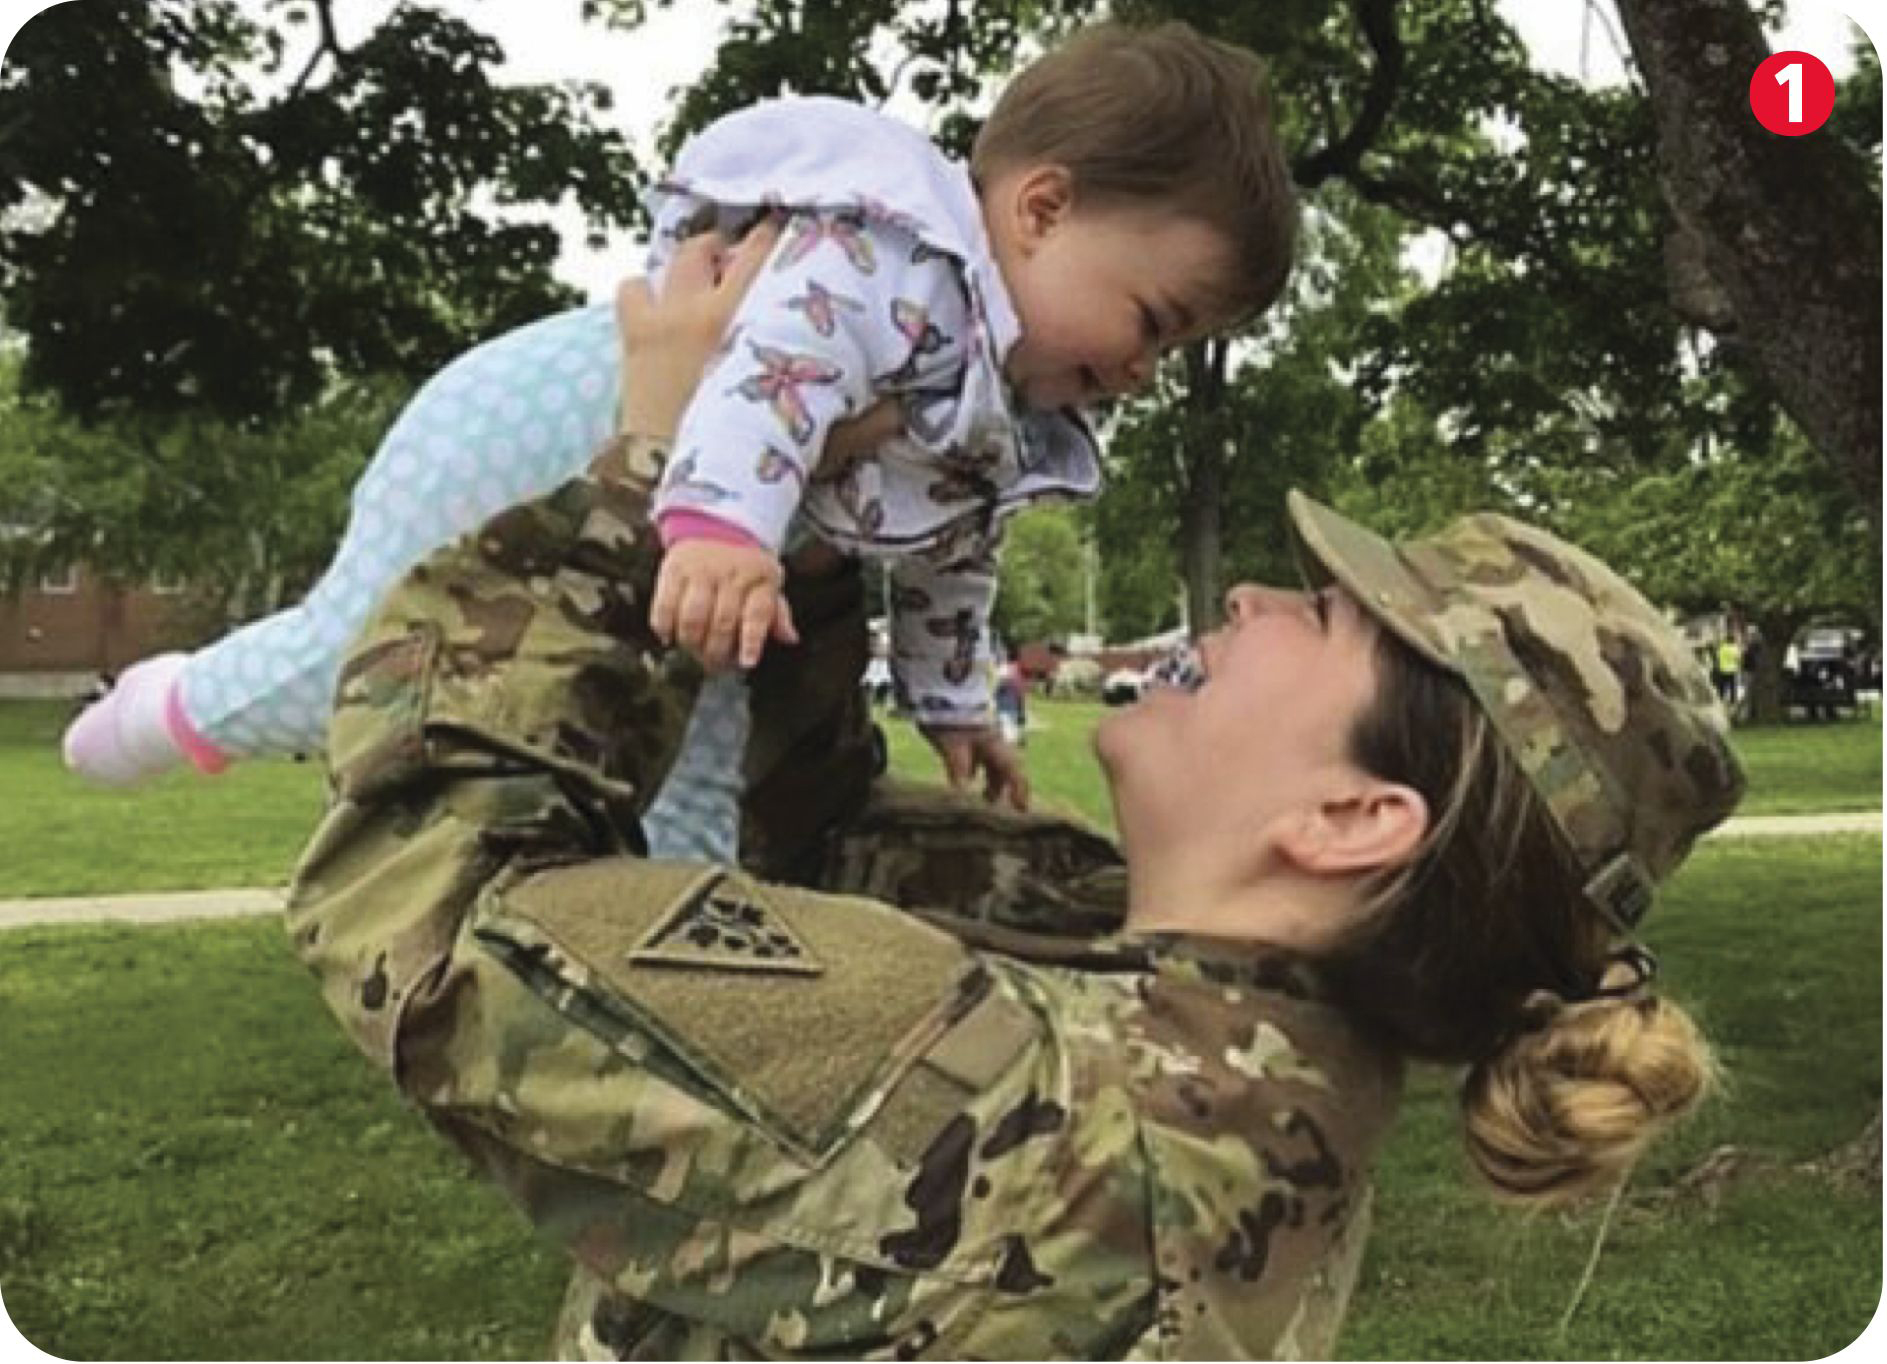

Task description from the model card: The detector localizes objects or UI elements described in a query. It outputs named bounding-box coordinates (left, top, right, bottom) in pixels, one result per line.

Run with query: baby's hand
left=651, top=539, right=798, bottom=670
left=924, top=724, right=1031, bottom=812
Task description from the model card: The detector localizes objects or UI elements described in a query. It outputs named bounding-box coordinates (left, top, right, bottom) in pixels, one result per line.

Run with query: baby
left=64, top=20, right=1297, bottom=862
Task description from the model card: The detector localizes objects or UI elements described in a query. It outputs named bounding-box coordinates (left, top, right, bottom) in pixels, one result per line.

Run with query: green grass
left=1729, top=716, right=1882, bottom=815
left=0, top=702, right=326, bottom=897
left=882, top=698, right=1117, bottom=829
left=0, top=917, right=568, bottom=1360
left=1, top=837, right=1878, bottom=1359
left=1342, top=834, right=1883, bottom=1359
left=1, top=699, right=1876, bottom=896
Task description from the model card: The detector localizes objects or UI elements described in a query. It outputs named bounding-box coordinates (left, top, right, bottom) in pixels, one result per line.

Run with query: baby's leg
left=642, top=671, right=749, bottom=863
left=64, top=304, right=620, bottom=783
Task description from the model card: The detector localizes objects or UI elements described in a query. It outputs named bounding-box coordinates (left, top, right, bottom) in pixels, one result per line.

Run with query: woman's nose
left=1223, top=584, right=1292, bottom=623
left=1223, top=584, right=1264, bottom=623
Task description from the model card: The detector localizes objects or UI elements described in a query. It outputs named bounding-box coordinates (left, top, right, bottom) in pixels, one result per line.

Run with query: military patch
left=485, top=858, right=987, bottom=1163
left=628, top=873, right=823, bottom=976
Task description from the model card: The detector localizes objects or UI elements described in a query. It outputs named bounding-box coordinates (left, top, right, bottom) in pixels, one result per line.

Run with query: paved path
left=0, top=886, right=285, bottom=932
left=0, top=811, right=1876, bottom=931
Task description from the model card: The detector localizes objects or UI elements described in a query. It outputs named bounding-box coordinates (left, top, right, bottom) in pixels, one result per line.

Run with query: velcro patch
left=629, top=877, right=822, bottom=976
left=481, top=859, right=982, bottom=1164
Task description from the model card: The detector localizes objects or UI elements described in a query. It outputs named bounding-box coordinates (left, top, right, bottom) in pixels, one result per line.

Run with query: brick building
left=0, top=565, right=196, bottom=697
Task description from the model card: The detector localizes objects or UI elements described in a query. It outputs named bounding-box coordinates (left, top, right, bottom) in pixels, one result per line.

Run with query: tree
left=0, top=0, right=642, bottom=424
left=990, top=504, right=1087, bottom=646
left=13, top=0, right=1871, bottom=655
left=0, top=357, right=402, bottom=627
left=1098, top=185, right=1410, bottom=632
left=1613, top=0, right=1882, bottom=529
left=1536, top=419, right=1878, bottom=726
left=589, top=0, right=1439, bottom=631
left=1325, top=372, right=1878, bottom=727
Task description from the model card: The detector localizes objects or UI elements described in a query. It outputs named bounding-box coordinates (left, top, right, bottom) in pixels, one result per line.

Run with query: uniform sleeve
left=816, top=779, right=1128, bottom=939
left=654, top=210, right=970, bottom=553
left=888, top=547, right=998, bottom=729
left=283, top=440, right=1131, bottom=1353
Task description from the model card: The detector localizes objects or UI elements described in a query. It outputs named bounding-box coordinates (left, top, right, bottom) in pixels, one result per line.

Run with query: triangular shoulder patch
left=627, top=872, right=824, bottom=976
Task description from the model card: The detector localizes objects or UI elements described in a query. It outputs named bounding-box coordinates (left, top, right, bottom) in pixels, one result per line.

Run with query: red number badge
left=1750, top=50, right=1836, bottom=136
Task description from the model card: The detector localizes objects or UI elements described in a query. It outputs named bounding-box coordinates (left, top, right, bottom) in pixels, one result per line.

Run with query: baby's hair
left=1327, top=629, right=1715, bottom=1208
left=970, top=21, right=1298, bottom=321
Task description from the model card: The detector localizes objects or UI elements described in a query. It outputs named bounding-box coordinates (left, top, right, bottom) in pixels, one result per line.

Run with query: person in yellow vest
left=1714, top=633, right=1744, bottom=708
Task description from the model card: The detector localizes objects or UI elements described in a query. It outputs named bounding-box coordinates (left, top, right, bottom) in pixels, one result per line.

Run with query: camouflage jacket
left=285, top=433, right=1402, bottom=1360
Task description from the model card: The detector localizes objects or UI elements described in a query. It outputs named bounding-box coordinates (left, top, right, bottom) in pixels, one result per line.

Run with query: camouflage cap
left=1286, top=490, right=1746, bottom=935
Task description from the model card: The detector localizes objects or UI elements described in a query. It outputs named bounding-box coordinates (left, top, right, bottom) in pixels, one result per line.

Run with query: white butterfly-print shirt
left=646, top=96, right=1102, bottom=727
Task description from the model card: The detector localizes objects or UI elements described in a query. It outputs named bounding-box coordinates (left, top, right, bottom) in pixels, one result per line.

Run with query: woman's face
left=1095, top=582, right=1388, bottom=854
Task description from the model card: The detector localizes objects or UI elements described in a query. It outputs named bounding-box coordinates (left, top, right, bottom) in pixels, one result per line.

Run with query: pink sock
left=62, top=653, right=225, bottom=785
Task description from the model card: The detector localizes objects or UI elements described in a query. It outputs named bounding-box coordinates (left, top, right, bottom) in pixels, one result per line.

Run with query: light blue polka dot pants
left=174, top=301, right=744, bottom=864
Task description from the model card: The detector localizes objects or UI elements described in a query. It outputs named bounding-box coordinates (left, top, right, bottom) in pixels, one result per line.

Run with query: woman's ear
left=1277, top=778, right=1428, bottom=878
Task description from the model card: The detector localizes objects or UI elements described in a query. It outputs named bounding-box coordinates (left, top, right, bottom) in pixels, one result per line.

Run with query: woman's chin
left=1093, top=694, right=1166, bottom=777
left=1092, top=706, right=1129, bottom=774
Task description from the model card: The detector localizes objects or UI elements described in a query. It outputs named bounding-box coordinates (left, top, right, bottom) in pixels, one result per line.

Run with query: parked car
left=1787, top=627, right=1862, bottom=720
left=1101, top=668, right=1146, bottom=706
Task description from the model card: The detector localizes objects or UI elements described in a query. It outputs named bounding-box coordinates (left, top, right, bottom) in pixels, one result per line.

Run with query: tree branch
left=1293, top=0, right=1405, bottom=188
left=1346, top=168, right=1580, bottom=285
left=284, top=0, right=350, bottom=103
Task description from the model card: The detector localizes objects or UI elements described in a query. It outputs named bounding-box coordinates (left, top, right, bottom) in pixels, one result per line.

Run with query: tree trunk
left=1613, top=0, right=1882, bottom=530
left=1748, top=607, right=1805, bottom=725
left=1179, top=341, right=1230, bottom=634
left=1179, top=446, right=1225, bottom=637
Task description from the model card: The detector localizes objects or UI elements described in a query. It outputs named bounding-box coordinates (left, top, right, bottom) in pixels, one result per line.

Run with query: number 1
left=1776, top=62, right=1804, bottom=123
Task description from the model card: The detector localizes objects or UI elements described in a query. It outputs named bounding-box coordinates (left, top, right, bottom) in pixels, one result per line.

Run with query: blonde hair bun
left=1462, top=993, right=1715, bottom=1207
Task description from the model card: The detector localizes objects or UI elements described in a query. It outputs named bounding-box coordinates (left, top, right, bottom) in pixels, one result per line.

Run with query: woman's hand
left=614, top=221, right=902, bottom=451
left=616, top=221, right=780, bottom=440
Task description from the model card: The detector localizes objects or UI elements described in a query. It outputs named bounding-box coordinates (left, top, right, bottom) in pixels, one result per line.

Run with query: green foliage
left=1828, top=34, right=1883, bottom=170
left=989, top=504, right=1087, bottom=647
left=4, top=0, right=1872, bottom=658
left=1531, top=428, right=1879, bottom=624
left=0, top=0, right=640, bottom=424
left=0, top=359, right=403, bottom=617
left=1098, top=187, right=1409, bottom=630
left=586, top=0, right=1092, bottom=158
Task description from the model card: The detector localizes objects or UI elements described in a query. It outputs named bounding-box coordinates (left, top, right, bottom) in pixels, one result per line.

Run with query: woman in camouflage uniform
left=285, top=232, right=1745, bottom=1359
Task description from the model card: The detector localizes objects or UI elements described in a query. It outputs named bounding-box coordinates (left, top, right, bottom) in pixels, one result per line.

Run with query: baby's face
left=994, top=198, right=1235, bottom=410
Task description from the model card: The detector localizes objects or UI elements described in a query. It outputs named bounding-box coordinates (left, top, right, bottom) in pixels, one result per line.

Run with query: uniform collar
left=931, top=914, right=1334, bottom=1002
left=1126, top=932, right=1336, bottom=1002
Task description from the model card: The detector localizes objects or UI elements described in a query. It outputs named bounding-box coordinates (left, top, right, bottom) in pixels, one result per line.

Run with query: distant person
left=63, top=20, right=1300, bottom=842
left=994, top=656, right=1029, bottom=747
left=1713, top=633, right=1743, bottom=709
